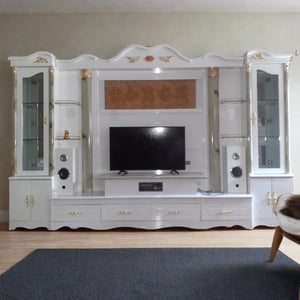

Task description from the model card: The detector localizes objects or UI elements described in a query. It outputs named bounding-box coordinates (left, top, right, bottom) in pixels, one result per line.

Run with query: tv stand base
left=48, top=193, right=254, bottom=231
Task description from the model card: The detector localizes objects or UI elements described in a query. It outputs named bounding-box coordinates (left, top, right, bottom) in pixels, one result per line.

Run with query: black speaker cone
left=58, top=168, right=70, bottom=180
left=231, top=166, right=242, bottom=178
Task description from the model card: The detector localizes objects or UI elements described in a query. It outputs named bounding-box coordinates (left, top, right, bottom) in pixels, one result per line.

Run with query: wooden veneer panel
left=105, top=80, right=196, bottom=109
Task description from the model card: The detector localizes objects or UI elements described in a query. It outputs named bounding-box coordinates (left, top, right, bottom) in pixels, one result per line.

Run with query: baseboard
left=0, top=210, right=9, bottom=223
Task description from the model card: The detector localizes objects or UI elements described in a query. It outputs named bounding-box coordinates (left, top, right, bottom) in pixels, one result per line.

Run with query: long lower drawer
left=201, top=199, right=251, bottom=221
left=101, top=204, right=152, bottom=221
left=152, top=204, right=200, bottom=221
left=51, top=205, right=101, bottom=221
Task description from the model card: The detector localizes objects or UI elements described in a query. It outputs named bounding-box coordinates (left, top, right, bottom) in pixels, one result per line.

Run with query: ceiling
left=1, top=0, right=300, bottom=14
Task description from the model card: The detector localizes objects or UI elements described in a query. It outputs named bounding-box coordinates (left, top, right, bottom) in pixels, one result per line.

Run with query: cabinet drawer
left=152, top=204, right=200, bottom=221
left=51, top=205, right=100, bottom=221
left=102, top=204, right=152, bottom=221
left=201, top=200, right=251, bottom=221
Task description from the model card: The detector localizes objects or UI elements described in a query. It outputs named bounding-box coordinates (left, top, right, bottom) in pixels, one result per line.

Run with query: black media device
left=139, top=182, right=163, bottom=192
left=109, top=126, right=185, bottom=173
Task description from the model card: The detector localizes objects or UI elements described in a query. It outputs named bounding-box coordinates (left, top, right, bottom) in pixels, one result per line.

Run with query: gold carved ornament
left=126, top=56, right=140, bottom=63
left=250, top=53, right=264, bottom=61
left=246, top=64, right=251, bottom=73
left=208, top=67, right=219, bottom=78
left=34, top=57, right=49, bottom=64
left=12, top=67, right=17, bottom=76
left=80, top=69, right=92, bottom=79
left=159, top=56, right=173, bottom=63
left=284, top=63, right=290, bottom=72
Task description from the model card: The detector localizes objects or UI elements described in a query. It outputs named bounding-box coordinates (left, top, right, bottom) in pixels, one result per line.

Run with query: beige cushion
left=275, top=194, right=300, bottom=236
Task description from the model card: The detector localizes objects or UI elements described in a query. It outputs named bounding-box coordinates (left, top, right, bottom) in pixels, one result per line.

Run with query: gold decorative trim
left=250, top=53, right=264, bottom=61
left=80, top=69, right=92, bottom=80
left=246, top=64, right=251, bottom=73
left=34, top=57, right=49, bottom=64
left=49, top=67, right=54, bottom=75
left=159, top=56, right=173, bottom=63
left=126, top=56, right=140, bottom=63
left=12, top=67, right=17, bottom=76
left=208, top=67, right=219, bottom=78
left=284, top=63, right=290, bottom=72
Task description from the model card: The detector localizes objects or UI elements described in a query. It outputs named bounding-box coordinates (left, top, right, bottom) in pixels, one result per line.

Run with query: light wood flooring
left=0, top=223, right=299, bottom=275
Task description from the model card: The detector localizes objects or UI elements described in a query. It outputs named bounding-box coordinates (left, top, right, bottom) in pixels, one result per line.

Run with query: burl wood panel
left=105, top=80, right=196, bottom=109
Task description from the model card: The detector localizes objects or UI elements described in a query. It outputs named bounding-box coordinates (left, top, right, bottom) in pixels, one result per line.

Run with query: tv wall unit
left=8, top=45, right=293, bottom=230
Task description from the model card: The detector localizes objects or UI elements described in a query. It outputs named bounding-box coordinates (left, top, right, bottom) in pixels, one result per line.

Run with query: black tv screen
left=109, top=126, right=185, bottom=172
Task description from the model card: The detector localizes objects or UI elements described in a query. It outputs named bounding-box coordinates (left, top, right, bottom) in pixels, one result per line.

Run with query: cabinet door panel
left=271, top=178, right=293, bottom=200
left=31, top=180, right=51, bottom=221
left=9, top=180, right=31, bottom=220
left=251, top=179, right=273, bottom=219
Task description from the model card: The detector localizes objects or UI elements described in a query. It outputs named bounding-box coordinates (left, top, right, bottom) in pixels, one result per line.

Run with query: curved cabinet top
left=56, top=44, right=244, bottom=70
left=8, top=45, right=244, bottom=70
left=8, top=45, right=292, bottom=70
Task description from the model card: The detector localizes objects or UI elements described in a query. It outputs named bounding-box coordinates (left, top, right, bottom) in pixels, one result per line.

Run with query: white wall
left=1, top=12, right=300, bottom=212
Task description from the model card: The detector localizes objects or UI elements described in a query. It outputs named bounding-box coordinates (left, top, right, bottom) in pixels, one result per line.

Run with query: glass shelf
left=221, top=134, right=248, bottom=139
left=219, top=98, right=246, bottom=104
left=55, top=100, right=81, bottom=106
left=55, top=136, right=81, bottom=140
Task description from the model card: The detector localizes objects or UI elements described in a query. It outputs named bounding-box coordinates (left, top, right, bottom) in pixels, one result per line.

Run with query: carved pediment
left=8, top=51, right=56, bottom=67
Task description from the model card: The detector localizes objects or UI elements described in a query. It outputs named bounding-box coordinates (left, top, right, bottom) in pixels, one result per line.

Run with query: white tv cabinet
left=50, top=193, right=252, bottom=230
left=8, top=45, right=293, bottom=230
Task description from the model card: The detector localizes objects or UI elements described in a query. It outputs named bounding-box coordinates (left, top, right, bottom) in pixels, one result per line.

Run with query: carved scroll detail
left=34, top=57, right=49, bottom=63
left=159, top=56, right=173, bottom=63
left=250, top=54, right=264, bottom=61
left=126, top=56, right=140, bottom=63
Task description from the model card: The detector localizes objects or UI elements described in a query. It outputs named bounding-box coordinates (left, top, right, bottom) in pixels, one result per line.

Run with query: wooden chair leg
left=269, top=226, right=284, bottom=262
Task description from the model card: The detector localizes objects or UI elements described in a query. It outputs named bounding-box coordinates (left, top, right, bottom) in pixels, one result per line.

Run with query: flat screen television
left=109, top=126, right=185, bottom=173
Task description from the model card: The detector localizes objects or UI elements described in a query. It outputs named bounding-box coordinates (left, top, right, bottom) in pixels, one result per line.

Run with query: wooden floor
left=0, top=223, right=299, bottom=275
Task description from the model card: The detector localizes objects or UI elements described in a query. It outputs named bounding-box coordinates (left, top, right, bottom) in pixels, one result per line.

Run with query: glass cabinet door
left=252, top=65, right=285, bottom=174
left=17, top=68, right=49, bottom=175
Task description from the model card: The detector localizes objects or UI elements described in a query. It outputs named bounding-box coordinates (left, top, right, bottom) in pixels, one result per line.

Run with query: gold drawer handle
left=169, top=210, right=182, bottom=215
left=68, top=211, right=82, bottom=216
left=25, top=193, right=30, bottom=207
left=219, top=210, right=233, bottom=215
left=30, top=195, right=35, bottom=207
left=119, top=210, right=132, bottom=215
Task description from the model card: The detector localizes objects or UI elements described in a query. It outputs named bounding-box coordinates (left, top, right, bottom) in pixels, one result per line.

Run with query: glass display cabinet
left=246, top=50, right=293, bottom=227
left=251, top=65, right=285, bottom=174
left=16, top=68, right=49, bottom=175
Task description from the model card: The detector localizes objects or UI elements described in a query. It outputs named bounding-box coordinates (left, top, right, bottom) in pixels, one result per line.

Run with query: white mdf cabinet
left=246, top=50, right=293, bottom=227
left=16, top=68, right=49, bottom=176
left=9, top=178, right=51, bottom=230
left=8, top=52, right=55, bottom=229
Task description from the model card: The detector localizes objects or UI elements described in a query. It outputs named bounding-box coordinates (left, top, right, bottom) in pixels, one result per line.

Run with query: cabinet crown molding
left=8, top=51, right=56, bottom=67
left=245, top=49, right=292, bottom=65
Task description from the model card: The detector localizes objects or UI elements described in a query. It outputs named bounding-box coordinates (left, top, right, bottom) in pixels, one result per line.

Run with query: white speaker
left=222, top=146, right=247, bottom=194
left=53, top=148, right=77, bottom=195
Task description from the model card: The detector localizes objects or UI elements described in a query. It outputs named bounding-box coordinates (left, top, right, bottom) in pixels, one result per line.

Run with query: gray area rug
left=0, top=248, right=299, bottom=300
